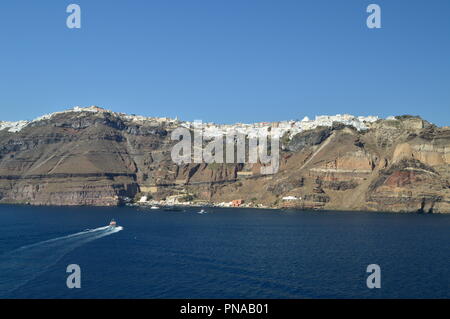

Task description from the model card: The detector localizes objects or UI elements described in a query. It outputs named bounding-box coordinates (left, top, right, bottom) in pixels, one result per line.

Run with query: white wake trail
left=0, top=225, right=123, bottom=297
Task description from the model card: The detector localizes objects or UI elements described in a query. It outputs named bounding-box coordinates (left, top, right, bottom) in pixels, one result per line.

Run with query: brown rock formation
left=0, top=108, right=448, bottom=213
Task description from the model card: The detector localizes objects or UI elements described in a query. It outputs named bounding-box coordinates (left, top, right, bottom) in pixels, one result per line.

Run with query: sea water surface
left=0, top=205, right=448, bottom=299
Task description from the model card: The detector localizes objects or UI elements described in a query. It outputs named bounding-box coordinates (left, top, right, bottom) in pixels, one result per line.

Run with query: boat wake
left=0, top=225, right=123, bottom=297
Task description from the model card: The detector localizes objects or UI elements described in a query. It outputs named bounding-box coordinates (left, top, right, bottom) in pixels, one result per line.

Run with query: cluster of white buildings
left=0, top=106, right=109, bottom=133
left=0, top=106, right=180, bottom=133
left=0, top=121, right=29, bottom=133
left=183, top=114, right=380, bottom=140
left=0, top=106, right=380, bottom=138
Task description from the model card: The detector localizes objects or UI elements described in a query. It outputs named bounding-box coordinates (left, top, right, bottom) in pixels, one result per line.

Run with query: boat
left=109, top=219, right=117, bottom=228
left=150, top=206, right=160, bottom=210
left=197, top=209, right=207, bottom=214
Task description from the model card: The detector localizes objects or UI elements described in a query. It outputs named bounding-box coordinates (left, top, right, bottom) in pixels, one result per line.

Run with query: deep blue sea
left=0, top=205, right=448, bottom=299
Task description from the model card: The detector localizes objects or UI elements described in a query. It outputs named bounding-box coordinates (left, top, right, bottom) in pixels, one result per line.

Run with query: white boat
left=150, top=206, right=160, bottom=210
left=197, top=209, right=207, bottom=214
left=109, top=219, right=117, bottom=228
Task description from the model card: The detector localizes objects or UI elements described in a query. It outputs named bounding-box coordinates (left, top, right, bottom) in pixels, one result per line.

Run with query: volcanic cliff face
left=0, top=108, right=448, bottom=213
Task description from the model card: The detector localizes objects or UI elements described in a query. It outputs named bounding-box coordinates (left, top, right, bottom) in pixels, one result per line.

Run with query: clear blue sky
left=0, top=0, right=449, bottom=126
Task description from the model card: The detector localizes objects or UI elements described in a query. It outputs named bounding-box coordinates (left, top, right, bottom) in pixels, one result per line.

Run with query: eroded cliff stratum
left=0, top=107, right=448, bottom=213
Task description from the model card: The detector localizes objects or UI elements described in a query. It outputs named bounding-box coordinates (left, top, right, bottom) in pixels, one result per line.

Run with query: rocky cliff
left=0, top=108, right=448, bottom=213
